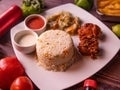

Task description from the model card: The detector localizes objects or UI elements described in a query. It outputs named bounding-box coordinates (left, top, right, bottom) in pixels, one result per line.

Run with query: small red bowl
left=24, top=14, right=47, bottom=35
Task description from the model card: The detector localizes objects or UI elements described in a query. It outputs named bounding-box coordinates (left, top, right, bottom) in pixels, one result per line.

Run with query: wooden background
left=0, top=0, right=120, bottom=90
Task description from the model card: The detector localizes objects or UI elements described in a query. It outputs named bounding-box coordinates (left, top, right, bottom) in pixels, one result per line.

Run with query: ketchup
left=0, top=5, right=23, bottom=38
left=26, top=16, right=45, bottom=30
left=83, top=79, right=97, bottom=90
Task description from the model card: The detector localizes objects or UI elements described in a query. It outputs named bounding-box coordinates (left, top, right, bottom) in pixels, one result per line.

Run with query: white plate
left=11, top=3, right=120, bottom=90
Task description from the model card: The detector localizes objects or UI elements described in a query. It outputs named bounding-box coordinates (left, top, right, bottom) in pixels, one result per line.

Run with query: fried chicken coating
left=78, top=23, right=102, bottom=59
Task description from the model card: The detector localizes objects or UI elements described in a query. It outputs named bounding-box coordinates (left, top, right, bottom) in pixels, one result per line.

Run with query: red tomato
left=10, top=76, right=34, bottom=90
left=0, top=57, right=25, bottom=89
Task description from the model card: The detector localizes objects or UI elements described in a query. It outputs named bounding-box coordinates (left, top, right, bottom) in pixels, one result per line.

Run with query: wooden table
left=0, top=0, right=120, bottom=90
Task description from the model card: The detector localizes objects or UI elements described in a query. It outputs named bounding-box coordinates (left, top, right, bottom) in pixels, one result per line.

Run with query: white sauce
left=18, top=34, right=36, bottom=46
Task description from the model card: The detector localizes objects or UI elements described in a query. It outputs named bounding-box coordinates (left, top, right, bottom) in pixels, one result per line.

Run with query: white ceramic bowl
left=13, top=30, right=38, bottom=54
left=24, top=14, right=46, bottom=35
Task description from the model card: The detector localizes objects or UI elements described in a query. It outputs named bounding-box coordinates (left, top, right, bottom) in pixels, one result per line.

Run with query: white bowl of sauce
left=13, top=30, right=38, bottom=54
left=24, top=14, right=46, bottom=35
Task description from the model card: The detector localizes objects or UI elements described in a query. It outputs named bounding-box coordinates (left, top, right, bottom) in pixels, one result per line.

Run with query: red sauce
left=27, top=16, right=45, bottom=30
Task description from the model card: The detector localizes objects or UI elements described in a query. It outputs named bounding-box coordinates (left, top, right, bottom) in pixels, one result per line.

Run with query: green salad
left=21, top=0, right=44, bottom=17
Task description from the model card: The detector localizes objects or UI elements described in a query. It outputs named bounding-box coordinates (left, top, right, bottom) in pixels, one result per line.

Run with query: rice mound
left=36, top=30, right=78, bottom=71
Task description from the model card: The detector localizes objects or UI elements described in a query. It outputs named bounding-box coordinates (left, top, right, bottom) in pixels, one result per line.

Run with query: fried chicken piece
left=78, top=23, right=102, bottom=39
left=78, top=23, right=102, bottom=59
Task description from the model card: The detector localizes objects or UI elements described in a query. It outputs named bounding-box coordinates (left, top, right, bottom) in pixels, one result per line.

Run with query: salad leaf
left=21, top=0, right=44, bottom=17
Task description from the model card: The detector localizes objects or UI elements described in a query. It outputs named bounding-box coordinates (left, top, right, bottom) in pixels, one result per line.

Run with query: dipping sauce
left=14, top=30, right=38, bottom=54
left=26, top=16, right=45, bottom=29
left=97, top=0, right=120, bottom=16
left=18, top=34, right=36, bottom=46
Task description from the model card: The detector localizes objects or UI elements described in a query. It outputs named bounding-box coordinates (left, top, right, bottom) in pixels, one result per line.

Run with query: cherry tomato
left=10, top=76, right=34, bottom=90
left=0, top=57, right=25, bottom=89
